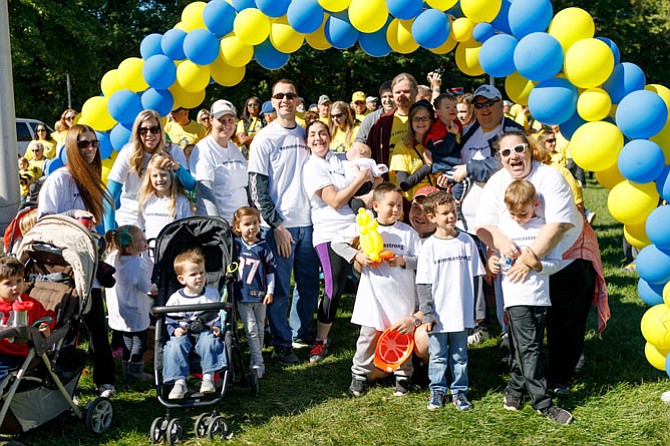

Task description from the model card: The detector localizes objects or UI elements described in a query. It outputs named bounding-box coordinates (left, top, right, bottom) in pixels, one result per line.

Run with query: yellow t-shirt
left=28, top=159, right=46, bottom=177
left=236, top=117, right=263, bottom=137
left=551, top=162, right=583, bottom=206
left=164, top=120, right=206, bottom=148
left=296, top=110, right=306, bottom=128
left=26, top=139, right=57, bottom=160
left=329, top=125, right=360, bottom=158
left=389, top=143, right=432, bottom=201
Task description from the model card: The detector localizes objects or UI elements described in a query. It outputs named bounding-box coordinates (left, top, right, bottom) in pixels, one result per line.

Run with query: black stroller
left=149, top=216, right=257, bottom=443
left=0, top=215, right=113, bottom=441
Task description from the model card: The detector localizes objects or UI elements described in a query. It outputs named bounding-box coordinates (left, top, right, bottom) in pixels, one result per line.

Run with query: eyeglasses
left=498, top=143, right=528, bottom=158
left=32, top=148, right=42, bottom=152
left=77, top=139, right=100, bottom=150
left=201, top=116, right=210, bottom=121
left=354, top=101, right=365, bottom=105
left=65, top=116, right=75, bottom=121
left=545, top=138, right=556, bottom=144
left=412, top=116, right=432, bottom=123
left=474, top=99, right=500, bottom=109
left=139, top=126, right=161, bottom=136
left=331, top=113, right=344, bottom=119
left=248, top=103, right=260, bottom=107
left=272, top=92, right=298, bottom=100
left=36, top=128, right=46, bottom=132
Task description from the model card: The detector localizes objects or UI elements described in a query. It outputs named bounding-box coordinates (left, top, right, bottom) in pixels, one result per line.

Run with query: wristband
left=433, top=87, right=441, bottom=93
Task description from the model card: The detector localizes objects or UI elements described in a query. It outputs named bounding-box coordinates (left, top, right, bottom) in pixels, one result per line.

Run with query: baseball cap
left=473, top=84, right=502, bottom=101
left=260, top=100, right=275, bottom=115
left=352, top=91, right=366, bottom=103
left=366, top=96, right=377, bottom=103
left=318, top=94, right=331, bottom=105
left=210, top=99, right=236, bottom=118
left=413, top=186, right=439, bottom=201
left=503, top=100, right=513, bottom=107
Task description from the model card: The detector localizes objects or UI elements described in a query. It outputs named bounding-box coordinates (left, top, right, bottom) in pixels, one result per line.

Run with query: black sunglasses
left=77, top=139, right=100, bottom=150
left=272, top=92, right=298, bottom=100
left=139, top=126, right=161, bottom=136
left=474, top=99, right=500, bottom=109
left=498, top=143, right=528, bottom=158
left=331, top=113, right=344, bottom=119
left=545, top=138, right=557, bottom=143
left=248, top=103, right=261, bottom=107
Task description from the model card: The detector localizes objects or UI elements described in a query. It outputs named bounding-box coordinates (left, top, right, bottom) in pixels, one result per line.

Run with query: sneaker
left=537, top=405, right=573, bottom=424
left=394, top=378, right=411, bottom=397
left=252, top=364, right=265, bottom=379
left=499, top=332, right=510, bottom=351
left=467, top=326, right=490, bottom=346
left=503, top=392, right=522, bottom=411
left=575, top=353, right=586, bottom=372
left=349, top=377, right=366, bottom=397
left=292, top=339, right=311, bottom=349
left=552, top=383, right=571, bottom=396
left=452, top=391, right=473, bottom=411
left=199, top=374, right=216, bottom=394
left=272, top=346, right=299, bottom=365
left=97, top=384, right=116, bottom=398
left=168, top=382, right=187, bottom=400
left=309, top=339, right=329, bottom=364
left=585, top=208, right=596, bottom=225
left=427, top=390, right=446, bottom=411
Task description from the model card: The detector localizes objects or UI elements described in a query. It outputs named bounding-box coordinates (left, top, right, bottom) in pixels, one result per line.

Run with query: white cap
left=473, top=84, right=502, bottom=101
left=210, top=99, right=237, bottom=119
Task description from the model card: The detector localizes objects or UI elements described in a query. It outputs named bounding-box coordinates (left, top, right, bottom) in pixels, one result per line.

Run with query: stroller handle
left=151, top=302, right=232, bottom=315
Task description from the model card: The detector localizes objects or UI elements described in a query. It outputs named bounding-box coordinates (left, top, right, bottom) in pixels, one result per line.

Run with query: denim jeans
left=428, top=330, right=469, bottom=393
left=162, top=331, right=225, bottom=382
left=238, top=302, right=266, bottom=369
left=263, top=226, right=320, bottom=347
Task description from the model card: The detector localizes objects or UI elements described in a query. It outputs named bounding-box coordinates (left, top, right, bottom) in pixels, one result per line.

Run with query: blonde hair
left=504, top=179, right=538, bottom=212
left=137, top=154, right=185, bottom=220
left=174, top=248, right=205, bottom=276
left=105, top=225, right=142, bottom=256
left=18, top=209, right=38, bottom=235
left=129, top=110, right=165, bottom=174
left=231, top=206, right=261, bottom=236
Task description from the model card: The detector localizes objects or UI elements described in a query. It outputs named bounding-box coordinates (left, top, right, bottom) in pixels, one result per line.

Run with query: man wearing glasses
left=165, top=107, right=206, bottom=149
left=248, top=79, right=320, bottom=366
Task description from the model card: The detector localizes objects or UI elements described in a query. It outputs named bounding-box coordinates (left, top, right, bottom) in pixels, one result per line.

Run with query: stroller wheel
left=85, top=397, right=113, bottom=434
left=207, top=415, right=229, bottom=440
left=249, top=368, right=259, bottom=396
left=149, top=417, right=167, bottom=443
left=194, top=413, right=209, bottom=438
left=166, top=418, right=184, bottom=444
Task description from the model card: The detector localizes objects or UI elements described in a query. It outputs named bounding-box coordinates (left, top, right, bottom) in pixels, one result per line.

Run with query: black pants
left=547, top=259, right=596, bottom=386
left=315, top=242, right=350, bottom=324
left=82, top=289, right=115, bottom=386
left=506, top=306, right=551, bottom=410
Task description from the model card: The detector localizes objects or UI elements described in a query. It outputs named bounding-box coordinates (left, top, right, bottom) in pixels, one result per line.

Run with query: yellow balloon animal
left=357, top=209, right=383, bottom=263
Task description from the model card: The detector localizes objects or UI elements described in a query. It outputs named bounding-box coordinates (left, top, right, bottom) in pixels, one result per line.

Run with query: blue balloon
left=602, top=62, right=646, bottom=104
left=358, top=21, right=392, bottom=57
left=508, top=0, right=552, bottom=39
left=44, top=157, right=64, bottom=176
left=479, top=34, right=517, bottom=78
left=638, top=278, right=665, bottom=306
left=325, top=15, right=359, bottom=50
left=108, top=90, right=143, bottom=125
left=472, top=23, right=495, bottom=43
left=255, top=0, right=290, bottom=18
left=141, top=89, right=174, bottom=117
left=637, top=244, right=670, bottom=285
left=143, top=55, right=176, bottom=90
left=231, top=0, right=255, bottom=12
left=646, top=206, right=670, bottom=250
left=95, top=131, right=113, bottom=160
left=618, top=139, right=666, bottom=184
left=528, top=78, right=578, bottom=126
left=513, top=32, right=563, bottom=82
left=490, top=0, right=512, bottom=34
left=596, top=37, right=621, bottom=65
left=412, top=9, right=449, bottom=49
left=559, top=110, right=587, bottom=140
left=665, top=354, right=670, bottom=379
left=140, top=34, right=164, bottom=59
left=254, top=39, right=290, bottom=70
left=161, top=29, right=187, bottom=61
left=388, top=0, right=422, bottom=20
left=110, top=123, right=133, bottom=151
left=183, top=29, right=220, bottom=66
left=204, top=0, right=236, bottom=38
left=58, top=144, right=68, bottom=166
left=656, top=165, right=670, bottom=202
left=616, top=90, right=668, bottom=139
left=287, top=0, right=324, bottom=34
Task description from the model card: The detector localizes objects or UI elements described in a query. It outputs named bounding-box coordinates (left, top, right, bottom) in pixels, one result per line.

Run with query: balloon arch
left=75, top=0, right=670, bottom=374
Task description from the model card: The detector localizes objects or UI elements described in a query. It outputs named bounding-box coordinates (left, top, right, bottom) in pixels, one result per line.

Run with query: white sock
left=174, top=379, right=186, bottom=387
left=202, top=373, right=213, bottom=382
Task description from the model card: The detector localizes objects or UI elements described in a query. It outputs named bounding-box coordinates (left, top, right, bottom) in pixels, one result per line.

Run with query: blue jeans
left=162, top=332, right=225, bottom=382
left=428, top=330, right=469, bottom=393
left=0, top=355, right=24, bottom=382
left=263, top=226, right=320, bottom=347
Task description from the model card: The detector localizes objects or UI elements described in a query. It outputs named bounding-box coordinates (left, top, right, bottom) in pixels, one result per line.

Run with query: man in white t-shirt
left=248, top=79, right=320, bottom=365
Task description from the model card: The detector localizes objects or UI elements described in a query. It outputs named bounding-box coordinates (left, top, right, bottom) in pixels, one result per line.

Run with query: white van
left=16, top=118, right=54, bottom=156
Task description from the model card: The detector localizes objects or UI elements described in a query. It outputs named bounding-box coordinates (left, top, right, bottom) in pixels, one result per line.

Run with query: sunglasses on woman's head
left=139, top=126, right=161, bottom=136
left=498, top=143, right=528, bottom=158
left=272, top=92, right=297, bottom=100
left=77, top=139, right=100, bottom=149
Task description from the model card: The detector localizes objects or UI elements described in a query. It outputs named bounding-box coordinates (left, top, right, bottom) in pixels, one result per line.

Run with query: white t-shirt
left=37, top=168, right=86, bottom=218
left=190, top=136, right=248, bottom=223
left=475, top=160, right=583, bottom=258
left=460, top=123, right=502, bottom=164
left=105, top=251, right=154, bottom=332
left=247, top=121, right=312, bottom=228
left=416, top=232, right=485, bottom=333
left=138, top=194, right=193, bottom=242
left=165, top=286, right=221, bottom=325
left=349, top=221, right=421, bottom=331
left=303, top=153, right=356, bottom=247
left=107, top=145, right=151, bottom=227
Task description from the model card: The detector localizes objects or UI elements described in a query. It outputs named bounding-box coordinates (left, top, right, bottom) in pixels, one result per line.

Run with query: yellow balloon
left=305, top=14, right=332, bottom=50
left=117, top=58, right=149, bottom=93
left=461, top=0, right=501, bottom=23
left=234, top=8, right=271, bottom=46
left=176, top=61, right=210, bottom=93
left=220, top=35, right=254, bottom=67
left=425, top=0, right=458, bottom=11
left=270, top=16, right=305, bottom=54
left=624, top=221, right=651, bottom=250
left=570, top=121, right=623, bottom=172
left=548, top=7, right=595, bottom=52
left=455, top=40, right=484, bottom=77
left=79, top=96, right=116, bottom=132
left=210, top=56, right=246, bottom=87
left=564, top=38, right=614, bottom=89
left=577, top=88, right=612, bottom=122
left=505, top=72, right=535, bottom=106
left=317, top=0, right=351, bottom=12
left=430, top=32, right=457, bottom=55
left=595, top=161, right=625, bottom=190
left=386, top=19, right=419, bottom=54
left=663, top=282, right=670, bottom=307
left=174, top=21, right=189, bottom=32
left=650, top=121, right=670, bottom=164
left=169, top=83, right=206, bottom=110
left=608, top=180, right=659, bottom=225
left=181, top=1, right=207, bottom=32
left=646, top=84, right=670, bottom=113
left=645, top=342, right=668, bottom=371
left=101, top=155, right=116, bottom=185
left=348, top=0, right=388, bottom=33
left=452, top=17, right=475, bottom=43
left=101, top=70, right=123, bottom=97
left=641, top=304, right=670, bottom=350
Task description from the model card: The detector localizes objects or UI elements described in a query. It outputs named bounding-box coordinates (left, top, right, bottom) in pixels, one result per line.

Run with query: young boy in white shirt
left=488, top=179, right=573, bottom=424
left=416, top=190, right=485, bottom=411
left=332, top=182, right=421, bottom=397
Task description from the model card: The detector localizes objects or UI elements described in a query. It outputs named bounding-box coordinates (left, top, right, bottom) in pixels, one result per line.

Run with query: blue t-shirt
left=234, top=237, right=276, bottom=303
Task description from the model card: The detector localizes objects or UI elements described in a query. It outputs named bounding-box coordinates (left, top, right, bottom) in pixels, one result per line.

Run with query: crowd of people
left=10, top=71, right=609, bottom=425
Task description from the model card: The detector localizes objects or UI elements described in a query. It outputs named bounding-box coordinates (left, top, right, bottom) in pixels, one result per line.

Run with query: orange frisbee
left=374, top=328, right=414, bottom=372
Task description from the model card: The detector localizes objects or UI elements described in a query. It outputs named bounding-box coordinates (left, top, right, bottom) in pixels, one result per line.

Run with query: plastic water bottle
left=499, top=256, right=514, bottom=274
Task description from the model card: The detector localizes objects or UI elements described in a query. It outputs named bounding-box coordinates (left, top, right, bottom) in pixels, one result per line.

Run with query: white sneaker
left=98, top=384, right=116, bottom=398
left=199, top=374, right=216, bottom=394
left=168, top=381, right=187, bottom=400
left=252, top=364, right=265, bottom=379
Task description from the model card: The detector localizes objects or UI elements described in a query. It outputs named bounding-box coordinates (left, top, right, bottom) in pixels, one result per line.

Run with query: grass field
left=17, top=180, right=670, bottom=446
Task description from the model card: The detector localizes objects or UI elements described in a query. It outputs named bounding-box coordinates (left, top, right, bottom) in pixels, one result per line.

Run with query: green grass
left=17, top=180, right=670, bottom=445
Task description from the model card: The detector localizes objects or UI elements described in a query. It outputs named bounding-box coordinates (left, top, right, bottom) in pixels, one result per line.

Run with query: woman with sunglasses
left=196, top=109, right=212, bottom=135
left=26, top=123, right=57, bottom=160
left=104, top=110, right=194, bottom=229
left=236, top=96, right=264, bottom=158
left=328, top=101, right=360, bottom=159
left=52, top=109, right=78, bottom=145
left=475, top=130, right=607, bottom=397
left=37, top=124, right=118, bottom=398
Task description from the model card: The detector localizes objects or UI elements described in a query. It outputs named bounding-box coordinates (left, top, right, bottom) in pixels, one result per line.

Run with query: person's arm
left=476, top=224, right=520, bottom=259
left=196, top=180, right=220, bottom=217
left=417, top=283, right=436, bottom=326
left=395, top=165, right=432, bottom=192
left=464, top=156, right=503, bottom=183
left=175, top=165, right=195, bottom=191
left=248, top=172, right=282, bottom=229
left=317, top=166, right=371, bottom=210
left=102, top=180, right=123, bottom=231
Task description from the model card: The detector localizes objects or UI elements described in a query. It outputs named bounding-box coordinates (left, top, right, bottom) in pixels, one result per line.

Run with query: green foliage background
left=9, top=0, right=670, bottom=124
